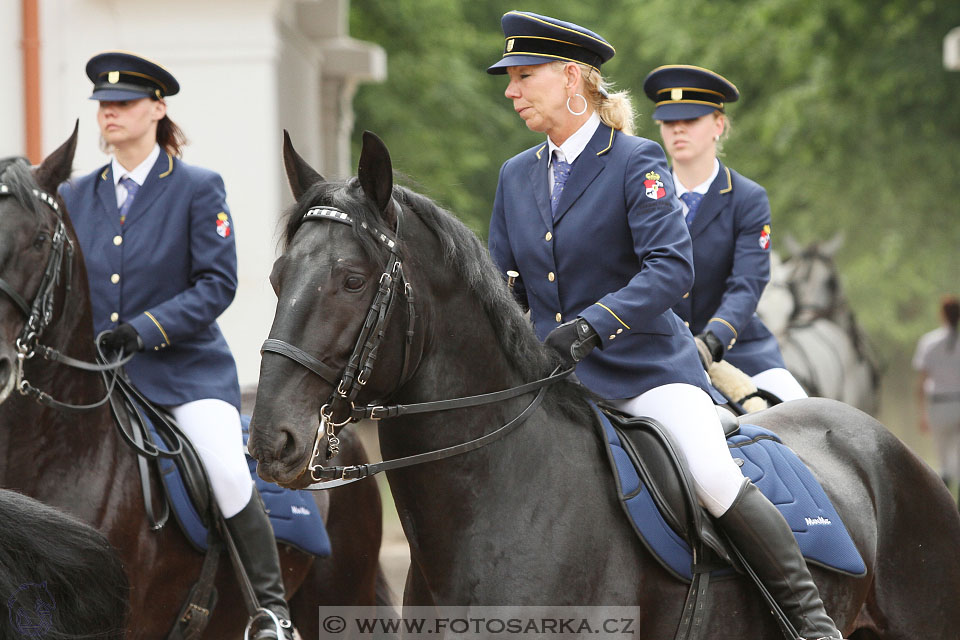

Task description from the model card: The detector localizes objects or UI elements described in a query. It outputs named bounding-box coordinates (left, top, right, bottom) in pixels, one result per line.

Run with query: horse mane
left=0, top=490, right=129, bottom=639
left=280, top=179, right=594, bottom=422
left=0, top=156, right=45, bottom=218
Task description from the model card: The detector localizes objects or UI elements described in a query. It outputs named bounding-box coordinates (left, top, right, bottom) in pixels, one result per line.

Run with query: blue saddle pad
left=599, top=409, right=866, bottom=582
left=147, top=413, right=331, bottom=557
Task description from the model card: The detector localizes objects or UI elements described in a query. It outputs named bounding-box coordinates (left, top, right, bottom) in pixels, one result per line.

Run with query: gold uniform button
left=154, top=346, right=160, bottom=351
left=729, top=339, right=736, bottom=348
left=684, top=321, right=690, bottom=327
left=109, top=312, right=119, bottom=322
left=545, top=232, right=553, bottom=242
left=683, top=292, right=690, bottom=299
left=110, top=273, right=120, bottom=284
left=609, top=334, right=615, bottom=340
left=548, top=272, right=555, bottom=282
left=616, top=328, right=623, bottom=334
left=555, top=313, right=562, bottom=322
left=113, top=235, right=123, bottom=246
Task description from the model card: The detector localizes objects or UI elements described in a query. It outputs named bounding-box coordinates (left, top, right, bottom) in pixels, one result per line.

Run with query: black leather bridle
left=0, top=182, right=133, bottom=411
left=260, top=203, right=572, bottom=489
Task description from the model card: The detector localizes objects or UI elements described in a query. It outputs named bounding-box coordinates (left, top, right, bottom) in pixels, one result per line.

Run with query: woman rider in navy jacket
left=643, top=65, right=807, bottom=402
left=60, top=52, right=292, bottom=640
left=486, top=12, right=840, bottom=640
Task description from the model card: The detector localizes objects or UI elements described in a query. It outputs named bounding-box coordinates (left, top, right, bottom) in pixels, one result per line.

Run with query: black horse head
left=249, top=131, right=414, bottom=486
left=249, top=130, right=551, bottom=488
left=0, top=123, right=78, bottom=404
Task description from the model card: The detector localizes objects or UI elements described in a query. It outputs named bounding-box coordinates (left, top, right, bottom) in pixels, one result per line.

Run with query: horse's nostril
left=279, top=428, right=299, bottom=461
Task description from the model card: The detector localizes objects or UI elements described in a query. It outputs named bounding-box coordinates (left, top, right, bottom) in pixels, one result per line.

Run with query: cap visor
left=487, top=54, right=557, bottom=74
left=90, top=87, right=154, bottom=101
left=652, top=103, right=719, bottom=121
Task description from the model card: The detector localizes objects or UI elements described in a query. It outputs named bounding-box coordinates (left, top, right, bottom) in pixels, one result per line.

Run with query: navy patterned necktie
left=119, top=176, right=140, bottom=225
left=679, top=191, right=704, bottom=227
left=551, top=152, right=572, bottom=217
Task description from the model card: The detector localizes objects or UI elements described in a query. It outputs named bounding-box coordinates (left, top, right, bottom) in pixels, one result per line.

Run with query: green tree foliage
left=350, top=0, right=960, bottom=358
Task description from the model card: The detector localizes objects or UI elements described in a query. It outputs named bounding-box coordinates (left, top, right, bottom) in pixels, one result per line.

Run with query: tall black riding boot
left=717, top=481, right=842, bottom=640
left=225, top=491, right=294, bottom=640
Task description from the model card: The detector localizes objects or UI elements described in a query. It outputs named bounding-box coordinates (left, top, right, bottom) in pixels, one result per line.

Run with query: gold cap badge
left=108, top=71, right=120, bottom=84
left=506, top=39, right=514, bottom=52
left=670, top=88, right=683, bottom=101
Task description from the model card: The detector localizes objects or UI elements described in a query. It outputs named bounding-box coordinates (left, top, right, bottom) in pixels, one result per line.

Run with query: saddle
left=595, top=403, right=866, bottom=582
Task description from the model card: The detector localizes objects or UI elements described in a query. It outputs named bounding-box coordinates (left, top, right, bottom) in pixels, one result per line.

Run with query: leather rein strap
left=260, top=203, right=573, bottom=489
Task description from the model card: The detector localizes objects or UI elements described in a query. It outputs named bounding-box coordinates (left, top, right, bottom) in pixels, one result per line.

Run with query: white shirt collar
left=112, top=144, right=162, bottom=187
left=548, top=111, right=601, bottom=164
left=672, top=158, right=720, bottom=198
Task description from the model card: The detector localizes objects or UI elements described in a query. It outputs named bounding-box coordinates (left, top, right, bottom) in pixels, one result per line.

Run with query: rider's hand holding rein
left=100, top=322, right=143, bottom=354
left=545, top=317, right=600, bottom=368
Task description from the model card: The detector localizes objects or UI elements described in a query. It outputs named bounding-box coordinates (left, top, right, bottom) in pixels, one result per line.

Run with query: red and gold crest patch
left=216, top=212, right=231, bottom=238
left=643, top=171, right=665, bottom=200
left=759, top=224, right=771, bottom=250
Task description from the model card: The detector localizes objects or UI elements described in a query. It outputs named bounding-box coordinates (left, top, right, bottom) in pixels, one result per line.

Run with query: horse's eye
left=344, top=275, right=365, bottom=292
left=33, top=233, right=48, bottom=250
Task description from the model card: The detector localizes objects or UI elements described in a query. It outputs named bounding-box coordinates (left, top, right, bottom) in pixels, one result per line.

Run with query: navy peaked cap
left=86, top=51, right=179, bottom=101
left=642, top=65, right=739, bottom=121
left=487, top=11, right=615, bottom=75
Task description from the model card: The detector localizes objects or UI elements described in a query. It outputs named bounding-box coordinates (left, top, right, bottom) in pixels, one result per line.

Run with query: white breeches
left=609, top=383, right=747, bottom=517
left=927, top=399, right=960, bottom=482
left=751, top=367, right=809, bottom=402
left=170, top=398, right=253, bottom=518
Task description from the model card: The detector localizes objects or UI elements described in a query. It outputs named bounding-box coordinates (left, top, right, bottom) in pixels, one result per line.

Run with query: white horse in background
left=757, top=233, right=881, bottom=415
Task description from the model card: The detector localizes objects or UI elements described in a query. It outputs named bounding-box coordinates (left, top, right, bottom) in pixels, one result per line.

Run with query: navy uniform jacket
left=60, top=152, right=241, bottom=410
left=672, top=162, right=785, bottom=375
left=489, top=125, right=713, bottom=400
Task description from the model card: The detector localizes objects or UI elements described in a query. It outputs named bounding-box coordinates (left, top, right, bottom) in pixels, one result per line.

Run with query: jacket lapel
left=95, top=164, right=123, bottom=233
left=122, top=152, right=175, bottom=229
left=528, top=143, right=553, bottom=230
left=689, top=162, right=732, bottom=240
left=552, top=125, right=613, bottom=225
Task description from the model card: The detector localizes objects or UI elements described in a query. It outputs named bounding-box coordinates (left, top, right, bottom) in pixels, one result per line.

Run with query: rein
left=260, top=203, right=573, bottom=489
left=0, top=182, right=135, bottom=411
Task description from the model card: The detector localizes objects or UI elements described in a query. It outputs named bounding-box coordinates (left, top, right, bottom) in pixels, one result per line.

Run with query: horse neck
left=376, top=286, right=603, bottom=589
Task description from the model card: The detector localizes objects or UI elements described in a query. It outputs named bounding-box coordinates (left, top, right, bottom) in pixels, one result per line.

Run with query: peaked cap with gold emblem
left=85, top=51, right=180, bottom=102
left=642, top=65, right=739, bottom=121
left=487, top=11, right=615, bottom=75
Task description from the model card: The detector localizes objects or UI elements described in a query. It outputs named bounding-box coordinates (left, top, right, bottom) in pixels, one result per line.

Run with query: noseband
left=259, top=201, right=573, bottom=489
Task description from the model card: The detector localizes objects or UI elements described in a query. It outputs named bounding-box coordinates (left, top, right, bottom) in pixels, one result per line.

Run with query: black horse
left=249, top=131, right=960, bottom=638
left=1, top=488, right=128, bottom=639
left=0, top=128, right=389, bottom=638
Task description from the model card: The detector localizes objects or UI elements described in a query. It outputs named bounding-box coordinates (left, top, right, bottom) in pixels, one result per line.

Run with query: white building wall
left=3, top=0, right=384, bottom=390
left=1, top=3, right=25, bottom=154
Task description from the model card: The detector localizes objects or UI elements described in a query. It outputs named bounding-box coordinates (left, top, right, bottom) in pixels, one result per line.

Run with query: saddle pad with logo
left=598, top=409, right=866, bottom=581
left=148, top=413, right=331, bottom=557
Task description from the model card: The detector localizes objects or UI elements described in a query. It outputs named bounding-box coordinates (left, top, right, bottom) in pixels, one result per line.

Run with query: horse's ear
left=282, top=130, right=325, bottom=201
left=357, top=130, right=396, bottom=227
left=33, top=120, right=78, bottom=193
left=782, top=233, right=802, bottom=258
left=820, top=231, right=846, bottom=257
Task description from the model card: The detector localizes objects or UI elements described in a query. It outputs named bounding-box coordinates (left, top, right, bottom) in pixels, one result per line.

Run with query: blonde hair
left=554, top=61, right=636, bottom=136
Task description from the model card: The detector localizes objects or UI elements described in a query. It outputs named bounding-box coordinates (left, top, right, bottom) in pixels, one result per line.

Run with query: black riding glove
left=100, top=322, right=144, bottom=354
left=544, top=317, right=600, bottom=368
left=694, top=331, right=724, bottom=369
